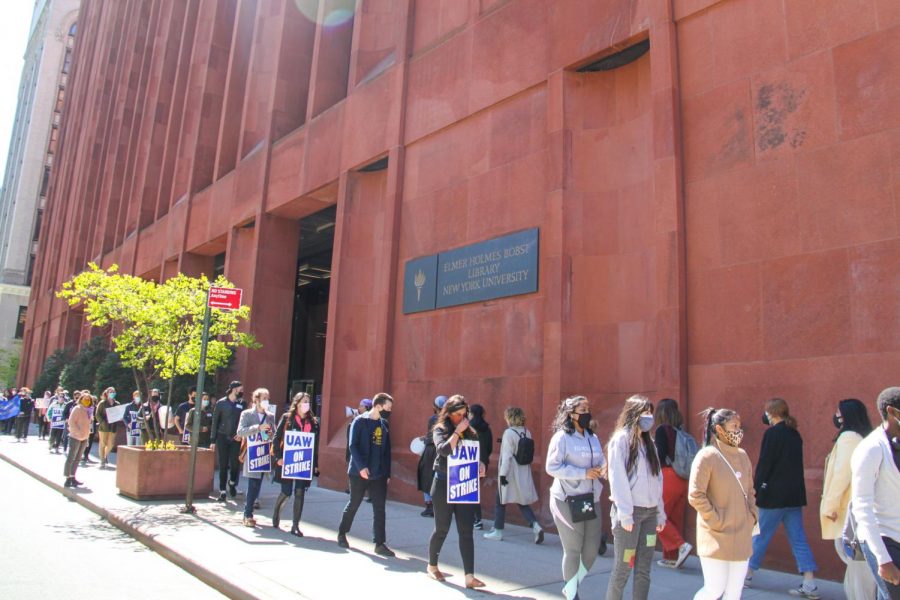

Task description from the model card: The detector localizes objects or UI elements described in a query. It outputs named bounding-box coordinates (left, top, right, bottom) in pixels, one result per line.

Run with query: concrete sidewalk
left=0, top=434, right=845, bottom=600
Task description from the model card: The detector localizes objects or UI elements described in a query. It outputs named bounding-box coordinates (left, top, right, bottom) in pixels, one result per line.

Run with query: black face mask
left=235, top=391, right=244, bottom=399
left=576, top=413, right=592, bottom=430
left=833, top=415, right=843, bottom=430
left=762, top=413, right=770, bottom=426
left=380, top=410, right=392, bottom=421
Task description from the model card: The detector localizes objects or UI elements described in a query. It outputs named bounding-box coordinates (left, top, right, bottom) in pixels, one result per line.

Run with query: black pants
left=49, top=428, right=64, bottom=449
left=338, top=474, right=387, bottom=545
left=216, top=437, right=241, bottom=491
left=82, top=432, right=95, bottom=460
left=15, top=415, right=31, bottom=439
left=38, top=418, right=49, bottom=438
left=429, top=476, right=476, bottom=574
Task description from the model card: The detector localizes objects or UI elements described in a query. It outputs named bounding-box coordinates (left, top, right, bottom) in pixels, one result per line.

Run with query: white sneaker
left=657, top=559, right=676, bottom=568
left=483, top=528, right=503, bottom=541
left=673, top=542, right=692, bottom=569
left=532, top=522, right=544, bottom=544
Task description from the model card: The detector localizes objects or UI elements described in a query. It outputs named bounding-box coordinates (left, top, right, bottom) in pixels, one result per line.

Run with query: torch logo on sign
left=414, top=269, right=426, bottom=301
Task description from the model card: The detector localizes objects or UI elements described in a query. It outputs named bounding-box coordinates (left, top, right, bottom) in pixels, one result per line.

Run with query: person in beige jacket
left=689, top=407, right=758, bottom=600
left=820, top=398, right=877, bottom=600
left=64, top=395, right=93, bottom=488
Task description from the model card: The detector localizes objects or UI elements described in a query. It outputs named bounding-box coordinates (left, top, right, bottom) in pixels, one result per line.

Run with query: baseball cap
left=360, top=398, right=373, bottom=409
left=228, top=381, right=243, bottom=390
left=434, top=395, right=448, bottom=409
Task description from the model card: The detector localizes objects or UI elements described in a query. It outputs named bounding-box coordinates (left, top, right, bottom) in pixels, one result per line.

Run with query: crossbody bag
left=714, top=448, right=760, bottom=536
left=565, top=432, right=598, bottom=523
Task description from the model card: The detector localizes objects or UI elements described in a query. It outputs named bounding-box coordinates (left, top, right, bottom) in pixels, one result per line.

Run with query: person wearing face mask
left=273, top=392, right=319, bottom=536
left=747, top=398, right=819, bottom=598
left=689, top=408, right=758, bottom=600
left=64, top=394, right=93, bottom=487
left=122, top=391, right=143, bottom=446
left=820, top=398, right=877, bottom=600
left=95, top=387, right=119, bottom=468
left=337, top=392, right=394, bottom=556
left=211, top=381, right=245, bottom=502
left=174, top=387, right=197, bottom=445
left=185, top=393, right=214, bottom=448
left=425, top=395, right=487, bottom=588
left=851, top=387, right=900, bottom=599
left=237, top=388, right=276, bottom=527
left=140, top=389, right=164, bottom=444
left=606, top=395, right=666, bottom=600
left=46, top=392, right=67, bottom=452
left=546, top=396, right=608, bottom=600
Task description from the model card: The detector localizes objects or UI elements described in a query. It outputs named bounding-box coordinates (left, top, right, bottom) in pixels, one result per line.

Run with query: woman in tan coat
left=689, top=407, right=758, bottom=600
left=820, top=398, right=876, bottom=600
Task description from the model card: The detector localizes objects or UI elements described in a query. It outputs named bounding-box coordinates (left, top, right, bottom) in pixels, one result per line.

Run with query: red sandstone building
left=19, top=0, right=900, bottom=574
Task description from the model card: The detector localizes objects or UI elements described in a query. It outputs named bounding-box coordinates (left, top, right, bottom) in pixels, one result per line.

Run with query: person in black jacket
left=469, top=404, right=492, bottom=530
left=273, top=392, right=320, bottom=536
left=211, top=381, right=245, bottom=502
left=417, top=395, right=447, bottom=517
left=337, top=392, right=394, bottom=556
left=15, top=388, right=34, bottom=441
left=747, top=398, right=820, bottom=598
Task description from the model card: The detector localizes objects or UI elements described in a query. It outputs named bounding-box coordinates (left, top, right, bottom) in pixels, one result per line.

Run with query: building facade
left=0, top=0, right=79, bottom=377
left=19, top=0, right=900, bottom=573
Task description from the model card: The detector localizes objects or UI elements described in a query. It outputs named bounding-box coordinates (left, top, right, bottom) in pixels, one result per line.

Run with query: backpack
left=671, top=427, right=699, bottom=479
left=512, top=428, right=535, bottom=465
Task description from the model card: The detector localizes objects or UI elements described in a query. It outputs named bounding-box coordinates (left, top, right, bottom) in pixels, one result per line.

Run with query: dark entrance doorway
left=287, top=205, right=336, bottom=416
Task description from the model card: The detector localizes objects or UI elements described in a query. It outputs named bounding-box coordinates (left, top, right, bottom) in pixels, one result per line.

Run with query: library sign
left=403, top=228, right=539, bottom=314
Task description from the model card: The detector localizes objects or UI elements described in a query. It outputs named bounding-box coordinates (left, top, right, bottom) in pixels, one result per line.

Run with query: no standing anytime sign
left=207, top=287, right=243, bottom=310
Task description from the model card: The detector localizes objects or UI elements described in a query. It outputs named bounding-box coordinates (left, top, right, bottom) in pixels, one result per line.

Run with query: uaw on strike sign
left=282, top=431, right=315, bottom=480
left=447, top=440, right=480, bottom=504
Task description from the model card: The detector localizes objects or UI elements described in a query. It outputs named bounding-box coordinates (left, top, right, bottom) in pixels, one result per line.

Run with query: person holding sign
left=546, top=396, right=608, bottom=600
left=426, top=395, right=486, bottom=589
left=95, top=387, right=119, bottom=468
left=606, top=395, right=667, bottom=600
left=184, top=393, right=213, bottom=448
left=122, top=391, right=143, bottom=446
left=236, top=388, right=276, bottom=528
left=46, top=393, right=67, bottom=453
left=272, top=392, right=319, bottom=536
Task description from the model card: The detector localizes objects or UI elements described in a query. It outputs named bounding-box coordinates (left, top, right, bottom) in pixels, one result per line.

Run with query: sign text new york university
left=403, top=228, right=539, bottom=314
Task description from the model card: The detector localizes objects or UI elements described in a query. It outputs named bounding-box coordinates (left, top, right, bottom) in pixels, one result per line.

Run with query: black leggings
left=429, top=476, right=476, bottom=574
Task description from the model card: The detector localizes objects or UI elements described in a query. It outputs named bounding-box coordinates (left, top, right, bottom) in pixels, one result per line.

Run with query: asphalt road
left=0, top=458, right=226, bottom=600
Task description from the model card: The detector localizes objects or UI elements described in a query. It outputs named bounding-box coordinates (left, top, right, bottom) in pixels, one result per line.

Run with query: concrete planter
left=116, top=445, right=215, bottom=500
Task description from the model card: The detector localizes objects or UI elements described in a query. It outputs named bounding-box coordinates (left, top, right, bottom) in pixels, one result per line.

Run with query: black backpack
left=513, top=428, right=535, bottom=465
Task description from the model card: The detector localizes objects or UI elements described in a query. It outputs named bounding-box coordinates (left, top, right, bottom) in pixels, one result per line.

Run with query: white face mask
left=300, top=402, right=310, bottom=414
left=259, top=400, right=270, bottom=412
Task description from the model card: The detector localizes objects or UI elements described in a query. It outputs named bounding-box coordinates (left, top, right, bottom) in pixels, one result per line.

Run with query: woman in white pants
left=689, top=407, right=758, bottom=600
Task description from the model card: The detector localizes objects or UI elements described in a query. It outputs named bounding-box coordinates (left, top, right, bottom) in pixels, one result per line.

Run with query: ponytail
left=700, top=407, right=739, bottom=447
left=765, top=397, right=797, bottom=429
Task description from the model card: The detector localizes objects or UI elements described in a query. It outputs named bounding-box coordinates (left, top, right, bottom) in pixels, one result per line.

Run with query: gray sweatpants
left=606, top=506, right=659, bottom=600
left=551, top=497, right=603, bottom=599
left=64, top=438, right=87, bottom=478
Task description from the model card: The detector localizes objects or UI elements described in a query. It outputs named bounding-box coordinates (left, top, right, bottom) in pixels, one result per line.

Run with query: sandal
left=465, top=576, right=486, bottom=589
left=426, top=568, right=445, bottom=582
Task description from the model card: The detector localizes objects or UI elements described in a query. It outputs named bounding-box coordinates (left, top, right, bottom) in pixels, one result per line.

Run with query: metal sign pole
left=183, top=288, right=212, bottom=514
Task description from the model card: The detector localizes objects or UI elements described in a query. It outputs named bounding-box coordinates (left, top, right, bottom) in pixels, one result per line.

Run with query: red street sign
left=208, top=287, right=242, bottom=310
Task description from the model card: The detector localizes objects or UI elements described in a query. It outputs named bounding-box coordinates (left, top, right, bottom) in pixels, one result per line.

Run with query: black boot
left=272, top=493, right=289, bottom=529
left=420, top=502, right=434, bottom=517
left=290, top=489, right=305, bottom=537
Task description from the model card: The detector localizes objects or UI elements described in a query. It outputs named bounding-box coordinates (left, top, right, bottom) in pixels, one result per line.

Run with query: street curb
left=1, top=452, right=258, bottom=600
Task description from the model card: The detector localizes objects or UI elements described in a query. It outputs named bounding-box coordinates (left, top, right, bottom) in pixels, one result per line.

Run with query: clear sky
left=0, top=2, right=36, bottom=181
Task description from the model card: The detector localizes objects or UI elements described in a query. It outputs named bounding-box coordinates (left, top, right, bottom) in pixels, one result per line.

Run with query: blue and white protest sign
left=182, top=428, right=190, bottom=444
left=447, top=439, right=480, bottom=504
left=49, top=405, right=65, bottom=429
left=0, top=396, right=20, bottom=420
left=127, top=411, right=141, bottom=437
left=246, top=432, right=272, bottom=473
left=282, top=431, right=315, bottom=480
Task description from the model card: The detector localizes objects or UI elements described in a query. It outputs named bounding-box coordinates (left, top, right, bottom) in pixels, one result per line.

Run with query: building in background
left=17, top=0, right=900, bottom=574
left=0, top=0, right=79, bottom=382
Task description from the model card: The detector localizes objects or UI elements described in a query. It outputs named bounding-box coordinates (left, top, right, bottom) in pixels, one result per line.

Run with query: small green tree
left=60, top=336, right=109, bottom=392
left=33, top=347, right=74, bottom=396
left=0, top=349, right=20, bottom=389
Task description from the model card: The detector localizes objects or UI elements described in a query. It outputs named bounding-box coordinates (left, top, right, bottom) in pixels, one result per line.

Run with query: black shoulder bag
left=566, top=433, right=597, bottom=522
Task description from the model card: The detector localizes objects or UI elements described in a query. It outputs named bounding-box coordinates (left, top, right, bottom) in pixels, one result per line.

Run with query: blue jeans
left=243, top=477, right=262, bottom=518
left=749, top=507, right=818, bottom=573
left=862, top=539, right=900, bottom=600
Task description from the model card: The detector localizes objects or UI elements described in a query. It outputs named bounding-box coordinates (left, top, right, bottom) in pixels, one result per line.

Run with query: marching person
left=747, top=398, right=820, bottom=598
left=654, top=398, right=693, bottom=568
left=426, top=395, right=486, bottom=589
left=174, top=387, right=197, bottom=445
left=95, top=387, right=119, bottom=468
left=236, top=388, right=276, bottom=527
left=15, top=387, right=34, bottom=442
left=606, top=395, right=666, bottom=600
left=484, top=406, right=543, bottom=543
left=546, top=396, right=607, bottom=600
left=211, top=381, right=245, bottom=502
left=337, top=392, right=394, bottom=556
left=820, top=398, right=877, bottom=600
left=122, top=391, right=143, bottom=446
left=184, top=392, right=213, bottom=448
left=851, top=387, right=900, bottom=599
left=64, top=394, right=93, bottom=487
left=140, top=390, right=163, bottom=444
left=689, top=407, right=758, bottom=600
left=273, top=392, right=319, bottom=536
left=37, top=391, right=52, bottom=440
left=417, top=395, right=446, bottom=517
left=81, top=393, right=98, bottom=465
left=345, top=397, right=372, bottom=493
left=46, top=392, right=66, bottom=452
left=62, top=391, right=76, bottom=452
left=468, top=404, right=493, bottom=530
